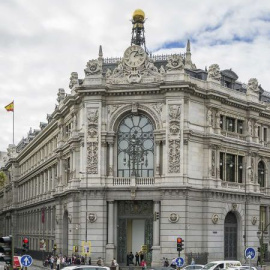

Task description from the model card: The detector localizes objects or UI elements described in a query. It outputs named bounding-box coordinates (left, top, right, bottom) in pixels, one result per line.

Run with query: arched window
left=117, top=113, right=154, bottom=177
left=258, top=161, right=265, bottom=187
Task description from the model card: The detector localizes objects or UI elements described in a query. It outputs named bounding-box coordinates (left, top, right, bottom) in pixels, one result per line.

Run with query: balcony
left=112, top=177, right=155, bottom=187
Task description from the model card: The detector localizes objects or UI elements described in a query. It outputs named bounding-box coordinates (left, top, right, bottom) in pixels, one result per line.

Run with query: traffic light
left=22, top=237, right=29, bottom=252
left=0, top=235, right=13, bottom=265
left=177, top=237, right=184, bottom=252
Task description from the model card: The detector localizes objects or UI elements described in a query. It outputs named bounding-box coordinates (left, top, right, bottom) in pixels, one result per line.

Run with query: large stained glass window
left=117, top=114, right=154, bottom=177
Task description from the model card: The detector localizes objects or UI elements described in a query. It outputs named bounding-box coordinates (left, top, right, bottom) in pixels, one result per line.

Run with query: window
left=260, top=206, right=266, bottom=231
left=117, top=113, right=154, bottom=177
left=220, top=152, right=243, bottom=183
left=258, top=161, right=265, bottom=187
left=237, top=120, right=243, bottom=134
left=226, top=117, right=235, bottom=132
left=220, top=115, right=243, bottom=134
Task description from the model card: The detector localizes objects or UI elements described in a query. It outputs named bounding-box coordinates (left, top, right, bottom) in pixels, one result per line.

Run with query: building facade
left=1, top=9, right=270, bottom=265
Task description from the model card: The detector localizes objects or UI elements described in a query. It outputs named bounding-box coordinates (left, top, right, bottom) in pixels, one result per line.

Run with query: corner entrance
left=224, top=211, right=238, bottom=259
left=117, top=201, right=153, bottom=265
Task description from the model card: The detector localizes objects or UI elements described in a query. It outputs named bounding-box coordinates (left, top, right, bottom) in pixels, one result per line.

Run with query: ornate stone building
left=1, top=9, right=270, bottom=265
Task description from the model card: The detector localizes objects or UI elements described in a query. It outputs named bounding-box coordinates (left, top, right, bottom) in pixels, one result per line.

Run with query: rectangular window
left=264, top=128, right=267, bottom=142
left=220, top=153, right=244, bottom=183
left=220, top=152, right=224, bottom=180
left=220, top=115, right=224, bottom=129
left=238, top=156, right=243, bottom=183
left=226, top=117, right=235, bottom=132
left=260, top=206, right=266, bottom=231
left=237, top=120, right=244, bottom=134
left=226, top=154, right=235, bottom=182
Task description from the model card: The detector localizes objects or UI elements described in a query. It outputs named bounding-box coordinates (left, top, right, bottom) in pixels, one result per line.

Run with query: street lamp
left=79, top=171, right=88, bottom=243
left=244, top=165, right=252, bottom=254
left=123, top=133, right=149, bottom=177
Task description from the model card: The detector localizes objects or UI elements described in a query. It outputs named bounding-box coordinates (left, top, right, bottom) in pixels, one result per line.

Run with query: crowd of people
left=126, top=251, right=147, bottom=269
left=43, top=254, right=94, bottom=269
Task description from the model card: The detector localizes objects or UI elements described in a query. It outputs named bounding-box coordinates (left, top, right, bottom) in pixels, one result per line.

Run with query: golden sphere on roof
left=132, top=9, right=145, bottom=22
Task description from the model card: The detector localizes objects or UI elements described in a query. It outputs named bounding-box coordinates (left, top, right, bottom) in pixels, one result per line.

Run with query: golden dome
left=132, top=9, right=145, bottom=22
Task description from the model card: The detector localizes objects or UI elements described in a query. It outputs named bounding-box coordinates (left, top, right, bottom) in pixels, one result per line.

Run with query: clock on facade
left=124, top=45, right=146, bottom=67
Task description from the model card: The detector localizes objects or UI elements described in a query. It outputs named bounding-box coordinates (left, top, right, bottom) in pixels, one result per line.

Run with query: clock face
left=123, top=45, right=146, bottom=67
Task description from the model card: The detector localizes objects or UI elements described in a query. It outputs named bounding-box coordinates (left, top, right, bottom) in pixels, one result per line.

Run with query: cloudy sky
left=0, top=0, right=270, bottom=151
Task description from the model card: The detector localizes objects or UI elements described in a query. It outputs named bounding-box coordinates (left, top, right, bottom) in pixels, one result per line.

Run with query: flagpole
left=13, top=100, right=14, bottom=144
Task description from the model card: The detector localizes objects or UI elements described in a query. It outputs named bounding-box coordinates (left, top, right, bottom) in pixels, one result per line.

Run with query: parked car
left=202, top=261, right=241, bottom=270
left=229, top=266, right=259, bottom=270
left=183, top=265, right=205, bottom=270
left=62, top=266, right=110, bottom=270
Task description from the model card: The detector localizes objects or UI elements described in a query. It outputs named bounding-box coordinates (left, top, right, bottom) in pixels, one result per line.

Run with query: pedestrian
left=97, top=258, right=102, bottom=266
left=257, top=250, right=261, bottom=266
left=191, top=258, right=195, bottom=265
left=129, top=252, right=134, bottom=265
left=170, top=258, right=176, bottom=269
left=140, top=259, right=147, bottom=270
left=56, top=257, right=60, bottom=270
left=139, top=252, right=144, bottom=263
left=89, top=257, right=92, bottom=265
left=135, top=252, right=140, bottom=266
left=164, top=258, right=169, bottom=267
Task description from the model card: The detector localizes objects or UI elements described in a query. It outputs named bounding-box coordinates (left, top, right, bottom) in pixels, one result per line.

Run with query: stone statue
left=166, top=54, right=184, bottom=71
left=206, top=108, right=213, bottom=126
left=247, top=78, right=259, bottom=93
left=207, top=64, right=221, bottom=81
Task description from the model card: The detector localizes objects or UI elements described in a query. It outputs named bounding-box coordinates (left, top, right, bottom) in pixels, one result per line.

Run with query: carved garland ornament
left=168, top=105, right=181, bottom=173
left=87, top=109, right=99, bottom=174
left=251, top=216, right=258, bottom=225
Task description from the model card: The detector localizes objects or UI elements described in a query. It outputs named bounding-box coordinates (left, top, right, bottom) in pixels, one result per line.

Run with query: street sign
left=176, top=257, right=185, bottom=267
left=21, top=255, right=33, bottom=267
left=245, top=247, right=256, bottom=259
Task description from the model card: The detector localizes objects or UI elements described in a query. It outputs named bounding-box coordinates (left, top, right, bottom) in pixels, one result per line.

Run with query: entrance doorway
left=224, top=211, right=238, bottom=259
left=117, top=201, right=153, bottom=265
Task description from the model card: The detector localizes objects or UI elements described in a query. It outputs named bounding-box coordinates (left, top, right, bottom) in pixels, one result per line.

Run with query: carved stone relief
left=106, top=46, right=164, bottom=85
left=168, top=105, right=181, bottom=173
left=166, top=54, right=184, bottom=71
left=168, top=213, right=179, bottom=223
left=84, top=59, right=102, bottom=76
left=88, top=213, right=97, bottom=223
left=212, top=150, right=216, bottom=177
left=212, top=214, right=219, bottom=224
left=87, top=109, right=99, bottom=174
left=251, top=216, right=257, bottom=225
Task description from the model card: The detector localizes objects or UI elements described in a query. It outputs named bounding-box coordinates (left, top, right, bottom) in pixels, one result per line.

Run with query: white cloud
left=0, top=0, right=269, bottom=151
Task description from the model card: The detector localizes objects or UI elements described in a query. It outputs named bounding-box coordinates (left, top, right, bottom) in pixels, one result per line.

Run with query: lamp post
left=244, top=165, right=252, bottom=255
left=123, top=133, right=149, bottom=177
left=79, top=171, right=88, bottom=245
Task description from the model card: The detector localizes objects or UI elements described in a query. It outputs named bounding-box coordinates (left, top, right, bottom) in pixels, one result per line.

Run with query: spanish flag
left=5, top=101, right=14, bottom=112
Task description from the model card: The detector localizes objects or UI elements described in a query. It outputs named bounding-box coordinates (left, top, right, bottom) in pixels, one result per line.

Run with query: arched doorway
left=63, top=211, right=69, bottom=255
left=224, top=211, right=238, bottom=259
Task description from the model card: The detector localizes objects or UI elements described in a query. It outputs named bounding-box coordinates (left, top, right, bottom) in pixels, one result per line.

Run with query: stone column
left=152, top=201, right=161, bottom=266
left=108, top=143, right=114, bottom=176
left=106, top=201, right=115, bottom=264
left=155, top=141, right=160, bottom=176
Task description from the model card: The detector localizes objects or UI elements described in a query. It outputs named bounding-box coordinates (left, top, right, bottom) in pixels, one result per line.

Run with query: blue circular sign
left=176, top=257, right=185, bottom=267
left=245, top=247, right=256, bottom=260
left=21, top=255, right=33, bottom=267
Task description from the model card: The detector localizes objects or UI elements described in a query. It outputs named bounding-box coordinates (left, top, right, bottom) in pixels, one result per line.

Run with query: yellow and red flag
left=5, top=101, right=14, bottom=112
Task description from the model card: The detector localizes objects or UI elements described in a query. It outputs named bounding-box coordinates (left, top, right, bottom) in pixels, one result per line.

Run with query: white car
left=183, top=265, right=205, bottom=270
left=62, top=266, right=110, bottom=270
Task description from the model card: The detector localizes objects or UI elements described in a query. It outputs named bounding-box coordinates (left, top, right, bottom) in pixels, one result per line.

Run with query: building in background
left=1, top=9, right=270, bottom=265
